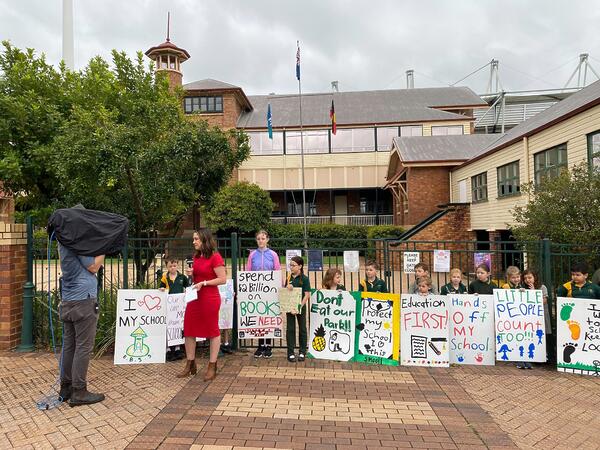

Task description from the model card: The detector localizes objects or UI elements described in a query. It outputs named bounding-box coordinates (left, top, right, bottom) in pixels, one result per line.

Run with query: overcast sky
left=2, top=0, right=600, bottom=96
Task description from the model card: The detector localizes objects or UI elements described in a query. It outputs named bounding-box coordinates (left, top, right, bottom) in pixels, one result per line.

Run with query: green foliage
left=367, top=225, right=406, bottom=240
left=203, top=181, right=273, bottom=234
left=265, top=223, right=369, bottom=250
left=511, top=164, right=600, bottom=245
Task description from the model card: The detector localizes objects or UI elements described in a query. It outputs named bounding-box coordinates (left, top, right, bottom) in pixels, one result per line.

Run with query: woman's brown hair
left=322, top=267, right=342, bottom=289
left=194, top=229, right=218, bottom=259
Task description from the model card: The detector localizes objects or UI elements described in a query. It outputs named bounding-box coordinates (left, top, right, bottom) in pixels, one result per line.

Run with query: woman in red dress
left=177, top=229, right=226, bottom=381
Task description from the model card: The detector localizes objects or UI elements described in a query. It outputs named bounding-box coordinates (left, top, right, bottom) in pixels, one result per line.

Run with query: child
left=286, top=256, right=310, bottom=363
left=416, top=276, right=433, bottom=296
left=246, top=229, right=281, bottom=359
left=468, top=263, right=497, bottom=295
left=440, top=268, right=467, bottom=295
left=409, top=262, right=438, bottom=294
left=322, top=268, right=346, bottom=290
left=501, top=266, right=522, bottom=290
left=522, top=269, right=553, bottom=365
left=159, top=258, right=190, bottom=361
left=556, top=261, right=600, bottom=299
left=359, top=260, right=388, bottom=293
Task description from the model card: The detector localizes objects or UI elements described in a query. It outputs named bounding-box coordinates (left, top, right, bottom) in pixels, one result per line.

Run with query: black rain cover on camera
left=47, top=206, right=129, bottom=256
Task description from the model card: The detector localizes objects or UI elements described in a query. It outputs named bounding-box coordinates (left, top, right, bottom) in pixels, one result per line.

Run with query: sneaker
left=297, top=353, right=305, bottom=362
left=516, top=363, right=524, bottom=369
left=287, top=354, right=296, bottom=362
left=221, top=344, right=233, bottom=354
left=174, top=349, right=185, bottom=360
left=263, top=346, right=273, bottom=358
left=254, top=346, right=264, bottom=358
left=525, top=362, right=533, bottom=369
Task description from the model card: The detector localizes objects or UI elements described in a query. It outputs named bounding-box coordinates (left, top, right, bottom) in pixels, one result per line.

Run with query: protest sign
left=403, top=252, right=420, bottom=274
left=474, top=253, right=492, bottom=272
left=218, top=279, right=234, bottom=330
left=343, top=251, right=359, bottom=272
left=308, top=289, right=359, bottom=362
left=448, top=294, right=495, bottom=365
left=115, top=290, right=167, bottom=365
left=356, top=292, right=400, bottom=366
left=557, top=297, right=600, bottom=376
left=494, top=289, right=546, bottom=362
left=237, top=271, right=282, bottom=339
left=286, top=249, right=302, bottom=271
left=400, top=294, right=449, bottom=367
left=279, top=287, right=302, bottom=314
left=166, top=293, right=186, bottom=346
left=433, top=250, right=451, bottom=273
left=308, top=250, right=324, bottom=271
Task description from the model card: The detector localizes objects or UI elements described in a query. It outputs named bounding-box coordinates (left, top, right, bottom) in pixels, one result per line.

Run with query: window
left=376, top=127, right=399, bottom=151
left=497, top=161, right=520, bottom=197
left=286, top=130, right=329, bottom=154
left=457, top=179, right=467, bottom=203
left=248, top=132, right=284, bottom=155
left=471, top=172, right=488, bottom=202
left=400, top=125, right=423, bottom=136
left=331, top=128, right=375, bottom=153
left=431, top=125, right=464, bottom=136
left=534, top=144, right=567, bottom=186
left=588, top=130, right=600, bottom=170
left=183, top=96, right=224, bottom=113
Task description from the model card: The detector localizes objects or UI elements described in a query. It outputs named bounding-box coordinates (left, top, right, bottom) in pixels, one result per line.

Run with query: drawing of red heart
left=138, top=295, right=162, bottom=311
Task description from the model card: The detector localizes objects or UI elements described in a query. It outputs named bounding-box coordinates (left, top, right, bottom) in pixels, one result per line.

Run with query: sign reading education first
left=237, top=271, right=282, bottom=339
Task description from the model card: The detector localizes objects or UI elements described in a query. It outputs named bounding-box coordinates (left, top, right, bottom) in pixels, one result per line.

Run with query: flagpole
left=297, top=41, right=308, bottom=249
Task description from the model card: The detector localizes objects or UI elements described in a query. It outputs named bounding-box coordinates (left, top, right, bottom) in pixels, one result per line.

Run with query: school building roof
left=392, top=134, right=503, bottom=163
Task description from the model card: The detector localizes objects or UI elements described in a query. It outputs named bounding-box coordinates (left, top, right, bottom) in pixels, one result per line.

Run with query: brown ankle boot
left=203, top=361, right=217, bottom=381
left=176, top=359, right=196, bottom=378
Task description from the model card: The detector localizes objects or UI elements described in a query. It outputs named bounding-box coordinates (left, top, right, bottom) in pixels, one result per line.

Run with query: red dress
left=184, top=252, right=225, bottom=338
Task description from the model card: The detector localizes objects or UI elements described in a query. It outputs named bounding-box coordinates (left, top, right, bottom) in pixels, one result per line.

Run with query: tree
left=203, top=181, right=274, bottom=234
left=511, top=163, right=600, bottom=245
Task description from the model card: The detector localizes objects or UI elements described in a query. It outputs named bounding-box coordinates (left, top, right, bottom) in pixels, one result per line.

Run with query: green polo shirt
left=468, top=279, right=497, bottom=295
left=557, top=281, right=600, bottom=299
left=160, top=272, right=190, bottom=294
left=289, top=273, right=311, bottom=296
left=359, top=277, right=388, bottom=293
left=440, top=282, right=467, bottom=295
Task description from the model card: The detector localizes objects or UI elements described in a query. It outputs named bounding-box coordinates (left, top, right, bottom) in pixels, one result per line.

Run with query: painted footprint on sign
left=560, top=303, right=575, bottom=321
left=457, top=354, right=465, bottom=363
left=566, top=320, right=581, bottom=340
left=562, top=342, right=577, bottom=363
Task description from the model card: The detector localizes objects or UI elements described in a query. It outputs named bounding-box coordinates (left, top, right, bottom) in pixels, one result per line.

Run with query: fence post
left=231, top=232, right=239, bottom=350
left=122, top=240, right=129, bottom=289
left=17, top=216, right=34, bottom=352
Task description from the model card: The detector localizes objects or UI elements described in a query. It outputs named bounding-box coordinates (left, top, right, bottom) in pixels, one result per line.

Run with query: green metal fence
left=25, top=222, right=600, bottom=352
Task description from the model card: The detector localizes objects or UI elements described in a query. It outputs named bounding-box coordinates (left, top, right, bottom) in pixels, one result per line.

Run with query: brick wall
left=185, top=91, right=242, bottom=130
left=0, top=211, right=27, bottom=350
left=404, top=167, right=451, bottom=226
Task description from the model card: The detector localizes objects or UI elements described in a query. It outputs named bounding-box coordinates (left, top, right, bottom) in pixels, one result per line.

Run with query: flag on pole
left=330, top=100, right=337, bottom=135
left=296, top=42, right=301, bottom=80
left=267, top=103, right=273, bottom=139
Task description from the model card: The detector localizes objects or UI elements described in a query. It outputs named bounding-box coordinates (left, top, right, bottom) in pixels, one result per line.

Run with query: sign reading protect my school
left=237, top=271, right=282, bottom=339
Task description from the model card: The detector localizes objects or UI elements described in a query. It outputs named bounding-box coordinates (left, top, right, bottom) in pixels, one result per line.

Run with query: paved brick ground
left=1, top=349, right=600, bottom=449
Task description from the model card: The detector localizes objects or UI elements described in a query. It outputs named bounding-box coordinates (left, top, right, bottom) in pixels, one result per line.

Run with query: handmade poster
left=448, top=294, right=495, bottom=365
left=237, top=271, right=283, bottom=339
left=308, top=250, right=324, bottom=271
left=286, top=249, right=302, bottom=271
left=557, top=297, right=600, bottom=376
left=166, top=293, right=186, bottom=346
left=403, top=252, right=420, bottom=274
left=115, top=289, right=167, bottom=365
left=343, top=251, right=359, bottom=272
left=494, top=289, right=546, bottom=362
left=400, top=294, right=450, bottom=367
left=433, top=250, right=451, bottom=273
left=218, top=279, right=235, bottom=330
left=279, top=287, right=302, bottom=314
left=308, top=289, right=359, bottom=362
left=474, top=252, right=492, bottom=272
left=355, top=292, right=400, bottom=365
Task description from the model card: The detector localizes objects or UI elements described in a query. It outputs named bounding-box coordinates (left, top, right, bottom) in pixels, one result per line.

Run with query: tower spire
left=166, top=12, right=170, bottom=42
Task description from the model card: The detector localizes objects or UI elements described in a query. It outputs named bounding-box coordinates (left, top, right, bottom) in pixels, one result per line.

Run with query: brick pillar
left=0, top=196, right=27, bottom=350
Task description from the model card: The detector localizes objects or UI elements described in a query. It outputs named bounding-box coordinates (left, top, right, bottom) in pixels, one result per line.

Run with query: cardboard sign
left=449, top=294, right=495, bottom=365
left=493, top=289, right=546, bottom=362
left=307, top=250, right=324, bottom=271
left=356, top=292, right=400, bottom=366
left=279, top=287, right=302, bottom=314
left=403, top=252, right=420, bottom=274
left=557, top=297, right=600, bottom=376
left=218, top=279, right=235, bottom=330
left=115, top=290, right=167, bottom=365
left=433, top=250, right=451, bottom=273
left=343, top=251, right=359, bottom=273
left=400, top=294, right=450, bottom=367
left=237, top=271, right=283, bottom=339
left=308, top=289, right=358, bottom=362
left=286, top=249, right=302, bottom=271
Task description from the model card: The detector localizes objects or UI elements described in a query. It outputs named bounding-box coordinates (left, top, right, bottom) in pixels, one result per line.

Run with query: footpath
left=1, top=350, right=599, bottom=449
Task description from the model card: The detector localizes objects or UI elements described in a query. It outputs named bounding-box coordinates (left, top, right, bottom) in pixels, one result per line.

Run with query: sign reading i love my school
left=114, top=290, right=167, bottom=365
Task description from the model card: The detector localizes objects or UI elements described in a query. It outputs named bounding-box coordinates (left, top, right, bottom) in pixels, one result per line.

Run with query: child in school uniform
left=359, top=260, right=388, bottom=293
left=468, top=263, right=497, bottom=295
left=159, top=258, right=190, bottom=361
left=501, top=266, right=523, bottom=290
left=409, top=262, right=439, bottom=294
left=522, top=269, right=554, bottom=364
left=440, top=268, right=468, bottom=295
left=286, top=256, right=310, bottom=363
left=322, top=267, right=346, bottom=290
left=416, top=276, right=434, bottom=296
